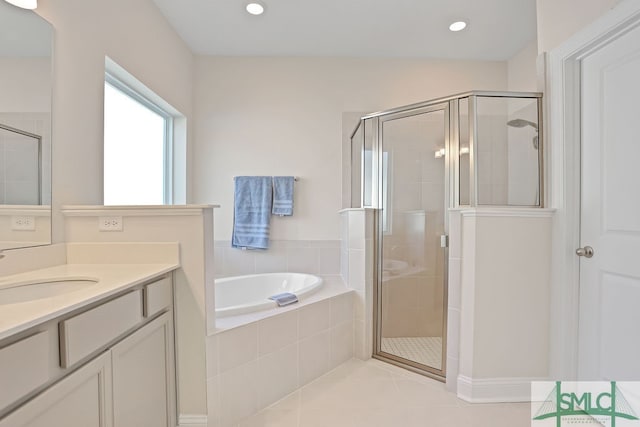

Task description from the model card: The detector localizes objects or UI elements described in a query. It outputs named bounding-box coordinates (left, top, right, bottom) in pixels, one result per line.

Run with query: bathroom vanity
left=0, top=263, right=178, bottom=427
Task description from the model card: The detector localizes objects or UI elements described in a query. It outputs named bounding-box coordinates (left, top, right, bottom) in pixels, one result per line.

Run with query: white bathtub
left=215, top=273, right=323, bottom=317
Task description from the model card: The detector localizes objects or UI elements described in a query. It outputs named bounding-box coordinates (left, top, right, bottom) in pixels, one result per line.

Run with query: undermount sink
left=0, top=278, right=99, bottom=305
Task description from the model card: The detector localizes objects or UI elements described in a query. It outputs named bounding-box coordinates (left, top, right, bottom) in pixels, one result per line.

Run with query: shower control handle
left=576, top=246, right=594, bottom=258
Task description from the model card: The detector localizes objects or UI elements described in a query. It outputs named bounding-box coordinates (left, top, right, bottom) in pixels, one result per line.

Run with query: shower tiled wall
left=213, top=240, right=341, bottom=278
left=380, top=209, right=445, bottom=339
left=446, top=210, right=462, bottom=392
left=477, top=115, right=509, bottom=205
left=507, top=102, right=540, bottom=205
left=340, top=208, right=374, bottom=360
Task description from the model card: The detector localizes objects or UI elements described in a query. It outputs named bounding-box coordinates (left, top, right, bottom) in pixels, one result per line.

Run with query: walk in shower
left=349, top=91, right=542, bottom=379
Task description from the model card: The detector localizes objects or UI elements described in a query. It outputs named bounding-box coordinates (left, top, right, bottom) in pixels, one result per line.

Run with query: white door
left=578, top=23, right=640, bottom=380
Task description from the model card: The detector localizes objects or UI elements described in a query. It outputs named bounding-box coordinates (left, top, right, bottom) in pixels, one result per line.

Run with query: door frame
left=372, top=101, right=451, bottom=380
left=547, top=0, right=640, bottom=380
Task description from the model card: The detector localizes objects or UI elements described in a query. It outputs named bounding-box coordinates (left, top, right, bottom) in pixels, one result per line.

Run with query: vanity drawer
left=59, top=290, right=142, bottom=368
left=0, top=331, right=50, bottom=409
left=144, top=276, right=172, bottom=318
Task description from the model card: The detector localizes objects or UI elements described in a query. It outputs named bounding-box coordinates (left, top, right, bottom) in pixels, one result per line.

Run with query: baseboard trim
left=178, top=414, right=207, bottom=427
left=457, top=375, right=547, bottom=403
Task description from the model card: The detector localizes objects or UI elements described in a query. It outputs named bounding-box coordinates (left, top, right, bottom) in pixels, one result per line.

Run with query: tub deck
left=211, top=275, right=351, bottom=333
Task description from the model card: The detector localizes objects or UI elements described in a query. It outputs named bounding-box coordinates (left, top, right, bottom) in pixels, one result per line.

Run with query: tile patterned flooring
left=239, top=358, right=532, bottom=426
left=380, top=336, right=442, bottom=369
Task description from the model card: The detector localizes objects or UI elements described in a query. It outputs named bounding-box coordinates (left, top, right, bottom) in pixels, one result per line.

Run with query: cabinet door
left=0, top=352, right=112, bottom=427
left=111, top=312, right=175, bottom=427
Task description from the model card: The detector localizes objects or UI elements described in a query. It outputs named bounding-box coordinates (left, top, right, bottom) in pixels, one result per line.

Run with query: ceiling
left=152, top=0, right=537, bottom=61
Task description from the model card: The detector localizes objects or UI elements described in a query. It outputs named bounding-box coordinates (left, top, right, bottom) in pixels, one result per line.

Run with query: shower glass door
left=375, top=103, right=448, bottom=378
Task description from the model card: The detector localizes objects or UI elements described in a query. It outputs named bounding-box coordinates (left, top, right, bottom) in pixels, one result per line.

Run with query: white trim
left=177, top=414, right=207, bottom=427
left=547, top=0, right=640, bottom=61
left=337, top=207, right=377, bottom=213
left=0, top=206, right=51, bottom=216
left=61, top=204, right=218, bottom=217
left=459, top=208, right=555, bottom=218
left=547, top=0, right=640, bottom=381
left=105, top=57, right=182, bottom=117
left=457, top=375, right=545, bottom=403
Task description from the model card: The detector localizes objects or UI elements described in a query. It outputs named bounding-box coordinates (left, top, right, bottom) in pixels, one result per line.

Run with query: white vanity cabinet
left=0, top=274, right=176, bottom=427
left=112, top=311, right=175, bottom=427
left=0, top=352, right=112, bottom=427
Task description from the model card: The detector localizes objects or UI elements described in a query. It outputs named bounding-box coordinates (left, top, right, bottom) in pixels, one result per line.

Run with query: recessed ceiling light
left=449, top=21, right=467, bottom=32
left=246, top=2, right=265, bottom=15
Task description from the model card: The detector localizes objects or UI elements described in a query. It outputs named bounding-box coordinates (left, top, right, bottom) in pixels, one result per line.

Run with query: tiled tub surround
left=213, top=240, right=341, bottom=278
left=206, top=284, right=354, bottom=427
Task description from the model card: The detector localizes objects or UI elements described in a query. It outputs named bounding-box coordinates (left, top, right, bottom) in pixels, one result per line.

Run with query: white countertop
left=0, top=262, right=179, bottom=342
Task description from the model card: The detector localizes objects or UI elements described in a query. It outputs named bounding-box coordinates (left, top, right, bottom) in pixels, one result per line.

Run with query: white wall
left=507, top=40, right=538, bottom=92
left=0, top=58, right=50, bottom=113
left=35, top=0, right=194, bottom=242
left=457, top=210, right=552, bottom=402
left=193, top=57, right=508, bottom=242
left=536, top=0, right=620, bottom=53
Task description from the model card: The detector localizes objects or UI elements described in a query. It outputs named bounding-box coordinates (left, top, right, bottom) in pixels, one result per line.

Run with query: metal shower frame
left=350, top=90, right=543, bottom=380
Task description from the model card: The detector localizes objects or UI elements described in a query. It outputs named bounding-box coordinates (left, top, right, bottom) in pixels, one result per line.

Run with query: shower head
left=507, top=118, right=540, bottom=150
left=507, top=118, right=538, bottom=131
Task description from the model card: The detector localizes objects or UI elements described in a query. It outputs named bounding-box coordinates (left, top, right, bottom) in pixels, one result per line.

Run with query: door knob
left=576, top=246, right=594, bottom=258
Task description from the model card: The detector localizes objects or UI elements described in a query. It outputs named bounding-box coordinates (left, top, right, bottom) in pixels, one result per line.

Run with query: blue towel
left=272, top=176, right=294, bottom=216
left=232, top=176, right=273, bottom=249
left=268, top=292, right=299, bottom=307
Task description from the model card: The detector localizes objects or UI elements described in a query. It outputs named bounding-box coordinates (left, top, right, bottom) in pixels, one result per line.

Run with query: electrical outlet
left=98, top=216, right=123, bottom=231
left=11, top=216, right=35, bottom=231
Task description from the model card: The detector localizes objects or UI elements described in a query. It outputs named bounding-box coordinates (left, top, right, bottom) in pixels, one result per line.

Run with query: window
left=103, top=74, right=172, bottom=205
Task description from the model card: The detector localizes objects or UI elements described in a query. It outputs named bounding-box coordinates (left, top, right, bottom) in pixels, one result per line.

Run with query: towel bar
left=233, top=176, right=299, bottom=182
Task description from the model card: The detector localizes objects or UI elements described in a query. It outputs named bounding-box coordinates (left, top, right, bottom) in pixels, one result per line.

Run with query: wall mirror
left=0, top=2, right=52, bottom=250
